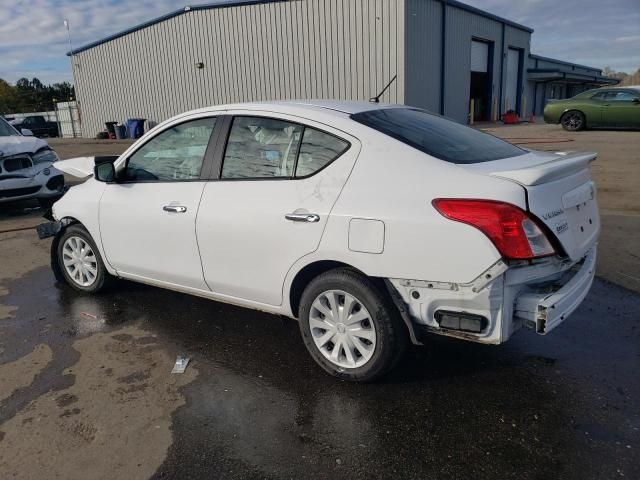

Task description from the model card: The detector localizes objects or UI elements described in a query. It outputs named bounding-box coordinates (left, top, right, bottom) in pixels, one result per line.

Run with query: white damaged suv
left=40, top=101, right=599, bottom=381
left=0, top=117, right=64, bottom=207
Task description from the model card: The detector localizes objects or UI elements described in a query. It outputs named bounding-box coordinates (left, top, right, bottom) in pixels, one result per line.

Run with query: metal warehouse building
left=69, top=0, right=617, bottom=137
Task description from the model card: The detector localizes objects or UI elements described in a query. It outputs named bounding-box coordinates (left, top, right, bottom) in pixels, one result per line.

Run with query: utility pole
left=64, top=18, right=73, bottom=55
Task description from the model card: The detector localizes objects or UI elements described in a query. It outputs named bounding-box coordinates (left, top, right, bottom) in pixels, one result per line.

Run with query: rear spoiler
left=54, top=156, right=119, bottom=178
left=487, top=152, right=597, bottom=186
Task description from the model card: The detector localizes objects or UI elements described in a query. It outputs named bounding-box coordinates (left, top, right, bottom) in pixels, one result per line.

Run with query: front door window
left=125, top=117, right=216, bottom=181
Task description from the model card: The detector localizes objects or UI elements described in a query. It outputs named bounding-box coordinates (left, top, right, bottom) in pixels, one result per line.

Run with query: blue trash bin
left=125, top=118, right=146, bottom=139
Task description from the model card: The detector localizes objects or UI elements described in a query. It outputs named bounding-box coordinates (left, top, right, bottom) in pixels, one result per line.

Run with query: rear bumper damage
left=387, top=246, right=597, bottom=345
left=514, top=247, right=596, bottom=334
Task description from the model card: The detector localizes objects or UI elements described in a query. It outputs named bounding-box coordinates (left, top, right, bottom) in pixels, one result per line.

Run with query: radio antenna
left=369, top=75, right=397, bottom=103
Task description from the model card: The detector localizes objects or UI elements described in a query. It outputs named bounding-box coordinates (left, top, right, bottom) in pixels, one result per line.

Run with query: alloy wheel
left=562, top=112, right=583, bottom=130
left=309, top=289, right=377, bottom=369
left=62, top=236, right=98, bottom=287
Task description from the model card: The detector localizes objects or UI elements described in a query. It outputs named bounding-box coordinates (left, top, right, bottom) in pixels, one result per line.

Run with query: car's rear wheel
left=298, top=268, right=407, bottom=382
left=56, top=225, right=112, bottom=293
left=561, top=110, right=586, bottom=131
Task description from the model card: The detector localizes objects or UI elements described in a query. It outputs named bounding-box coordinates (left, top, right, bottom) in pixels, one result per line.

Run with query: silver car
left=0, top=117, right=64, bottom=207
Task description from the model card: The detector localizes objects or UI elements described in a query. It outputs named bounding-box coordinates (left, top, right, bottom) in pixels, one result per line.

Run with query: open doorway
left=469, top=39, right=493, bottom=122
left=505, top=47, right=524, bottom=114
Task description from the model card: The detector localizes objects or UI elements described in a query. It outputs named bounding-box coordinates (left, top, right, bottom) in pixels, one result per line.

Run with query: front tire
left=561, top=110, right=586, bottom=131
left=298, top=268, right=407, bottom=382
left=56, top=225, right=112, bottom=293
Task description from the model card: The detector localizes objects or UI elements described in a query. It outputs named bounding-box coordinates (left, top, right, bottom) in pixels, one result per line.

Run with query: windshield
left=351, top=108, right=526, bottom=164
left=0, top=118, right=19, bottom=137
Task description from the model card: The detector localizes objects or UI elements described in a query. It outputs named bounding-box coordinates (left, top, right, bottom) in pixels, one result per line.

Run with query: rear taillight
left=432, top=199, right=555, bottom=260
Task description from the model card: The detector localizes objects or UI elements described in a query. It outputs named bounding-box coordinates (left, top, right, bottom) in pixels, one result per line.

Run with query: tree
left=0, top=79, right=21, bottom=113
left=0, top=77, right=75, bottom=114
left=603, top=66, right=640, bottom=86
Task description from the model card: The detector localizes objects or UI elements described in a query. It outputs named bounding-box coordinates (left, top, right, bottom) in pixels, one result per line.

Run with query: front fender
left=51, top=179, right=116, bottom=275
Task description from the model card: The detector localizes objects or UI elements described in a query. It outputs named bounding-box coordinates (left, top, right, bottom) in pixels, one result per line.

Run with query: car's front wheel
left=56, top=225, right=112, bottom=293
left=561, top=110, right=586, bottom=131
left=298, top=268, right=407, bottom=382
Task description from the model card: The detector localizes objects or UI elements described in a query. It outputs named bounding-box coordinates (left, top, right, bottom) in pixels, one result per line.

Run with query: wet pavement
left=1, top=262, right=638, bottom=479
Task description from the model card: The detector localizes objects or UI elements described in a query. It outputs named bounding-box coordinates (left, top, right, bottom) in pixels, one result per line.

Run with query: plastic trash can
left=114, top=124, right=126, bottom=139
left=125, top=118, right=146, bottom=139
left=104, top=121, right=118, bottom=139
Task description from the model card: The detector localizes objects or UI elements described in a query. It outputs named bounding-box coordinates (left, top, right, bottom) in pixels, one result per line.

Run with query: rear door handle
left=285, top=213, right=320, bottom=223
left=163, top=205, right=187, bottom=213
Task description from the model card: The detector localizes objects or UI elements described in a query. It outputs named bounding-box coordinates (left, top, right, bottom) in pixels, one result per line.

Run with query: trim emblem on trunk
left=542, top=209, right=564, bottom=220
left=555, top=221, right=569, bottom=235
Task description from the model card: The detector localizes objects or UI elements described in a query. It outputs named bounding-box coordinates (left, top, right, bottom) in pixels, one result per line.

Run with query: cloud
left=1, top=0, right=639, bottom=84
left=465, top=0, right=640, bottom=73
left=0, top=0, right=212, bottom=84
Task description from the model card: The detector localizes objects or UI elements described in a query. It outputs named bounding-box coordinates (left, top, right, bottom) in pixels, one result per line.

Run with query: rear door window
left=221, top=117, right=303, bottom=179
left=221, top=117, right=349, bottom=179
left=351, top=108, right=525, bottom=164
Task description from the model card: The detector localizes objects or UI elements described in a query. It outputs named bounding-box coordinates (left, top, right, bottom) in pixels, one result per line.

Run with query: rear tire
left=298, top=268, right=407, bottom=382
left=56, top=225, right=112, bottom=293
left=561, top=110, right=586, bottom=131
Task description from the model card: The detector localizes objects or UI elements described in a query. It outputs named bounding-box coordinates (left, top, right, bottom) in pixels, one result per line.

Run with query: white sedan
left=41, top=101, right=599, bottom=381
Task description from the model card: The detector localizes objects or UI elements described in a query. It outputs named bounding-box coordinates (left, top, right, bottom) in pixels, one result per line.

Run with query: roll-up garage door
left=505, top=48, right=521, bottom=113
left=471, top=40, right=489, bottom=72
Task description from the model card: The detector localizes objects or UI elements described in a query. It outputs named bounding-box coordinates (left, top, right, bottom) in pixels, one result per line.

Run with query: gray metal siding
left=532, top=57, right=601, bottom=76
left=443, top=4, right=502, bottom=123
left=503, top=25, right=531, bottom=115
left=404, top=0, right=532, bottom=123
left=404, top=0, right=442, bottom=114
left=72, top=0, right=405, bottom=137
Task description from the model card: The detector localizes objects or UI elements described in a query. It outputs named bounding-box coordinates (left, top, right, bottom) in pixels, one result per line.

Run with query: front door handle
left=285, top=213, right=320, bottom=223
left=163, top=205, right=187, bottom=213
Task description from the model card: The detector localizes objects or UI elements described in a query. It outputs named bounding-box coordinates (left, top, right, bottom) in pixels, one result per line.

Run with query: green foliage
left=0, top=77, right=75, bottom=114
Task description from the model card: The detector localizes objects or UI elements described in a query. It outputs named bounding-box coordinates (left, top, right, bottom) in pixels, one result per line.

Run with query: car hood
left=0, top=135, right=48, bottom=156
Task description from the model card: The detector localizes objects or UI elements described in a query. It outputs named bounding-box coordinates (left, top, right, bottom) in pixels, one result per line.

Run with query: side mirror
left=633, top=98, right=640, bottom=104
left=21, top=128, right=33, bottom=136
left=94, top=161, right=116, bottom=182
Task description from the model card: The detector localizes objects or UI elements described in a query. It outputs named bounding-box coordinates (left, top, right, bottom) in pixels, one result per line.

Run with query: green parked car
left=544, top=86, right=640, bottom=131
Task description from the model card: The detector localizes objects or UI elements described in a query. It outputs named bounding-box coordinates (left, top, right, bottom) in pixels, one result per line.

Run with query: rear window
left=351, top=108, right=525, bottom=164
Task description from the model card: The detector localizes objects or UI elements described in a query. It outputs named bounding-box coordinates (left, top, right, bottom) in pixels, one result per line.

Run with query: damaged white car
left=39, top=101, right=599, bottom=381
left=0, top=117, right=64, bottom=207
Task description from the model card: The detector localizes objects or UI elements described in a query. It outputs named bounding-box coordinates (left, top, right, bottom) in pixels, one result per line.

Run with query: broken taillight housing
left=432, top=198, right=555, bottom=260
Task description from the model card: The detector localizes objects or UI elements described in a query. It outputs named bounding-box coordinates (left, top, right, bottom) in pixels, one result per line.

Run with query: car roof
left=608, top=86, right=640, bottom=92
left=184, top=99, right=402, bottom=118
left=269, top=100, right=401, bottom=114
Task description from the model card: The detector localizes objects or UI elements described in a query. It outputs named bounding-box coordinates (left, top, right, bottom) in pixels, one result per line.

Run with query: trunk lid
left=463, top=150, right=600, bottom=261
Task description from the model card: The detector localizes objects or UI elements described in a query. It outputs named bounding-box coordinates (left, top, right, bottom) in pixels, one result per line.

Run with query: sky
left=0, top=0, right=638, bottom=85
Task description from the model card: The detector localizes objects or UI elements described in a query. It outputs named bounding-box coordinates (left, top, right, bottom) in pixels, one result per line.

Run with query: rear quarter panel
left=291, top=129, right=528, bottom=285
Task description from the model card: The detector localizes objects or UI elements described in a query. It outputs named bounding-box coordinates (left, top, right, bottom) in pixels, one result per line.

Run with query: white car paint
left=52, top=101, right=599, bottom=345
left=0, top=118, right=64, bottom=204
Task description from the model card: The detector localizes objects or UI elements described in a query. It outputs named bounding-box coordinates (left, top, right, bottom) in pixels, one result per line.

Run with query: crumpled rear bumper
left=514, top=247, right=597, bottom=334
left=387, top=246, right=597, bottom=345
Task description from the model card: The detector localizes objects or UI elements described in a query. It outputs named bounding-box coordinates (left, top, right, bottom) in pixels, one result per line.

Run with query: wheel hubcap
left=309, top=290, right=376, bottom=369
left=62, top=236, right=98, bottom=287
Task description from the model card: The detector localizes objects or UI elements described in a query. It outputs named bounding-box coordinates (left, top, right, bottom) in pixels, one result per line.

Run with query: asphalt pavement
left=0, top=259, right=638, bottom=479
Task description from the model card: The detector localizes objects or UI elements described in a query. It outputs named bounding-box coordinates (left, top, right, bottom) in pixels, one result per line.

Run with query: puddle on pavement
left=0, top=267, right=638, bottom=479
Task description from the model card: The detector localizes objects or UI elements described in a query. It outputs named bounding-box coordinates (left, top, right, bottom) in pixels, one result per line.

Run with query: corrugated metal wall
left=404, top=0, right=531, bottom=123
left=404, top=0, right=442, bottom=114
left=72, top=0, right=405, bottom=137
